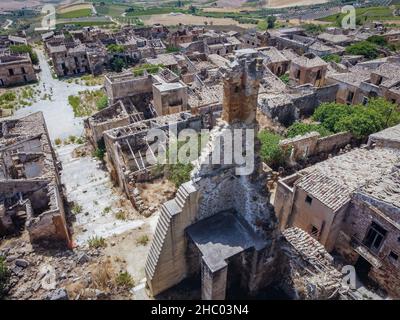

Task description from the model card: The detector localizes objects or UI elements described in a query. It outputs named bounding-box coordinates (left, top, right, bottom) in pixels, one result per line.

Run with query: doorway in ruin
left=355, top=255, right=372, bottom=282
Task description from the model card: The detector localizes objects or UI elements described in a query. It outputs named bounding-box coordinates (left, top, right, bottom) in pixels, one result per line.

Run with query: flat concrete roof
left=186, top=211, right=267, bottom=273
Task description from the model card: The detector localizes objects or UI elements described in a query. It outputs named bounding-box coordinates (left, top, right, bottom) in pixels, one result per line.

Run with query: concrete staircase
left=145, top=182, right=194, bottom=281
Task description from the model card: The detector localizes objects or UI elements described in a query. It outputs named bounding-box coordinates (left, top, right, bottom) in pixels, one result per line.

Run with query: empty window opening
left=364, top=222, right=387, bottom=252
left=305, top=195, right=313, bottom=205
left=389, top=251, right=398, bottom=261
left=347, top=91, right=354, bottom=104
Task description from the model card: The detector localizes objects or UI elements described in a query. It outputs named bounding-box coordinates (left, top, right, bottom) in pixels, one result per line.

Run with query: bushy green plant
left=88, top=236, right=106, bottom=249
left=258, top=131, right=288, bottom=168
left=96, top=95, right=108, bottom=110
left=115, top=271, right=134, bottom=289
left=322, top=54, right=341, bottom=63
left=345, top=41, right=379, bottom=59
left=286, top=122, right=332, bottom=138
left=313, top=99, right=400, bottom=139
left=106, top=44, right=125, bottom=54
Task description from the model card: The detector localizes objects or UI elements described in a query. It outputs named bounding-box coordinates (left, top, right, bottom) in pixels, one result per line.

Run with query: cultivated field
left=58, top=3, right=93, bottom=14
left=213, top=0, right=330, bottom=9
left=142, top=13, right=255, bottom=27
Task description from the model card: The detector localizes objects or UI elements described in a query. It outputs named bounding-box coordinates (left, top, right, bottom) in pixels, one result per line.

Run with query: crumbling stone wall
left=259, top=84, right=338, bottom=126
left=280, top=131, right=353, bottom=163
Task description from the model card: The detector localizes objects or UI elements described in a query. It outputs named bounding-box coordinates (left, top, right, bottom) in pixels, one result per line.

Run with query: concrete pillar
left=201, top=258, right=228, bottom=300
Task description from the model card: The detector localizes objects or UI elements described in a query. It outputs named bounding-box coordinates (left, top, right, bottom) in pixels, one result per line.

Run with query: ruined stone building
left=178, top=30, right=242, bottom=56
left=258, top=76, right=338, bottom=126
left=258, top=47, right=291, bottom=77
left=144, top=49, right=346, bottom=300
left=44, top=26, right=167, bottom=77
left=241, top=30, right=269, bottom=49
left=0, top=112, right=70, bottom=247
left=289, top=53, right=328, bottom=87
left=167, top=25, right=205, bottom=48
left=103, top=112, right=202, bottom=213
left=0, top=51, right=37, bottom=87
left=274, top=125, right=400, bottom=297
left=0, top=35, right=37, bottom=87
left=327, top=59, right=400, bottom=105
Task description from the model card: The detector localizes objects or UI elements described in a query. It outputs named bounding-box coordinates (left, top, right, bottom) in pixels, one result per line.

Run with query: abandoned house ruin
left=0, top=112, right=70, bottom=246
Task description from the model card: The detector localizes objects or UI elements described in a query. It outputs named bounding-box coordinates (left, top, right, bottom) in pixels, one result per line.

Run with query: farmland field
left=319, top=5, right=400, bottom=23
left=57, top=8, right=93, bottom=19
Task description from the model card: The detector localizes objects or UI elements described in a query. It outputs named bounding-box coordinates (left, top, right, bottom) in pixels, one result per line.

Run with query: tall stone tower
left=221, top=49, right=264, bottom=126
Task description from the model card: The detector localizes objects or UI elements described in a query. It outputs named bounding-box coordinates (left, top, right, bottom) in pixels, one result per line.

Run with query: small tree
left=110, top=57, right=126, bottom=72
left=267, top=16, right=277, bottom=29
left=258, top=131, right=288, bottom=168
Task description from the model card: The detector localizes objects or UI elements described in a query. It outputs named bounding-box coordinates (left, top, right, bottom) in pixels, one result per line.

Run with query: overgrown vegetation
left=110, top=57, right=127, bottom=72
left=88, top=236, right=107, bottom=249
left=313, top=98, right=400, bottom=139
left=94, top=146, right=106, bottom=161
left=115, top=271, right=134, bottom=289
left=302, top=23, right=326, bottom=35
left=286, top=122, right=332, bottom=138
left=71, top=203, right=83, bottom=215
left=132, top=63, right=164, bottom=76
left=279, top=74, right=290, bottom=85
left=0, top=256, right=10, bottom=299
left=322, top=54, right=341, bottom=63
left=115, top=210, right=127, bottom=220
left=161, top=134, right=206, bottom=188
left=136, top=235, right=149, bottom=246
left=258, top=131, right=288, bottom=169
left=345, top=41, right=379, bottom=59
left=96, top=95, right=108, bottom=110
left=106, top=44, right=126, bottom=54
left=10, top=44, right=38, bottom=65
left=68, top=90, right=107, bottom=117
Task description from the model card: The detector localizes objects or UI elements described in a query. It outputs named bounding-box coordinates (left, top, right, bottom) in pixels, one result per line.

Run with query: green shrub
left=367, top=35, right=388, bottom=47
left=115, top=271, right=134, bottom=289
left=54, top=138, right=62, bottom=146
left=71, top=203, right=83, bottom=214
left=106, top=44, right=125, bottom=53
left=286, top=122, right=332, bottom=138
left=96, top=95, right=108, bottom=110
left=110, top=57, right=127, bottom=72
left=94, top=147, right=106, bottom=161
left=0, top=92, right=17, bottom=102
left=345, top=41, right=379, bottom=59
left=313, top=99, right=400, bottom=139
left=322, top=54, right=341, bottom=63
left=136, top=235, right=149, bottom=246
left=312, top=102, right=354, bottom=132
left=258, top=131, right=288, bottom=168
left=88, top=236, right=106, bottom=249
left=115, top=211, right=127, bottom=220
left=279, top=74, right=290, bottom=84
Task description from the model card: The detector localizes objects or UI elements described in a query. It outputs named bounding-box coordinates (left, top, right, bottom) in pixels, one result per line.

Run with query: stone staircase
left=145, top=182, right=194, bottom=281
